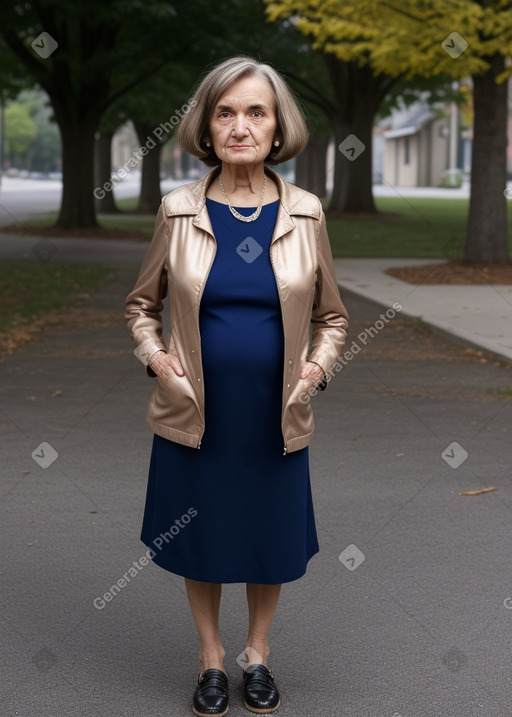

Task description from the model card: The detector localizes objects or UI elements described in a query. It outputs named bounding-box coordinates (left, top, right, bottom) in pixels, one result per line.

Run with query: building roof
left=383, top=106, right=436, bottom=140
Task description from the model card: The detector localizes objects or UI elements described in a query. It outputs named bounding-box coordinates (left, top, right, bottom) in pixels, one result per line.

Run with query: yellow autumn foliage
left=265, top=0, right=512, bottom=81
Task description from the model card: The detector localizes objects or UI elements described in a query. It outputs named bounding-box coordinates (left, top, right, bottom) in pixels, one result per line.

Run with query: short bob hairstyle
left=176, top=55, right=309, bottom=166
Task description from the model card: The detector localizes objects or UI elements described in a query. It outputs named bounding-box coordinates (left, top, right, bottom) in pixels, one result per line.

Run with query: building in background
left=379, top=100, right=467, bottom=188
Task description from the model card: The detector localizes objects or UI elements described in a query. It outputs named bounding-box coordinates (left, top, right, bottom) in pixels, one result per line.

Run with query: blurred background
left=0, top=0, right=511, bottom=265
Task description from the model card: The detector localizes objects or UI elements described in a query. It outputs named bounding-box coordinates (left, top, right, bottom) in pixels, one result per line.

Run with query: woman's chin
left=220, top=149, right=264, bottom=165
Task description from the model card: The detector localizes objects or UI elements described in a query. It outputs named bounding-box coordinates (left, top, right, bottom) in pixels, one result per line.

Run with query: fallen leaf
left=457, top=487, right=497, bottom=496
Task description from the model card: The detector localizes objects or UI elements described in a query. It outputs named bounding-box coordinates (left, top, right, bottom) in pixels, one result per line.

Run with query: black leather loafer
left=243, top=665, right=280, bottom=713
left=192, top=668, right=229, bottom=717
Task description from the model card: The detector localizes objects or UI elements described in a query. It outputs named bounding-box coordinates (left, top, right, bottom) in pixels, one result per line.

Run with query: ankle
left=199, top=647, right=226, bottom=674
left=242, top=643, right=270, bottom=668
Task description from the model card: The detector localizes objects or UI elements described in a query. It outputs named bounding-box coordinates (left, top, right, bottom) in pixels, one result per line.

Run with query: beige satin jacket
left=125, top=166, right=349, bottom=454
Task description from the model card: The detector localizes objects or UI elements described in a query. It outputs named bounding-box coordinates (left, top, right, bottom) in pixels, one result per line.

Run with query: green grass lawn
left=114, top=197, right=140, bottom=212
left=327, top=197, right=512, bottom=258
left=16, top=196, right=512, bottom=259
left=0, top=260, right=115, bottom=336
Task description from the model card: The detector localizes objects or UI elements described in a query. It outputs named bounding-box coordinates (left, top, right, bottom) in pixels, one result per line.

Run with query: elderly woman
left=125, top=55, right=348, bottom=716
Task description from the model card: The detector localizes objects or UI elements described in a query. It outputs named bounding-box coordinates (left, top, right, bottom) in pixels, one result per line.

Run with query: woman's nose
left=232, top=114, right=248, bottom=136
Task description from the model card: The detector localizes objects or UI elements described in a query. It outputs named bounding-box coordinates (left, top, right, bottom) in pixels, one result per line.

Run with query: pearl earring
left=205, top=140, right=211, bottom=147
left=274, top=140, right=280, bottom=147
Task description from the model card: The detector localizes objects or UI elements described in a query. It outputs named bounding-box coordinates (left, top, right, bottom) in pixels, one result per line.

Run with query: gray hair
left=176, top=55, right=309, bottom=166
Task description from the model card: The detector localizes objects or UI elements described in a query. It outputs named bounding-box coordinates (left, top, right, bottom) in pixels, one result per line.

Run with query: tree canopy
left=266, top=0, right=512, bottom=79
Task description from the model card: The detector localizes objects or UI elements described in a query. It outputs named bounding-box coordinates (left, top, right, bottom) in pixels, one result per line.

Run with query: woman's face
left=208, top=75, right=278, bottom=168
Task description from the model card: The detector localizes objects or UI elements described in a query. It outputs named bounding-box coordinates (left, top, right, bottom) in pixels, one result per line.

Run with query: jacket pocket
left=284, top=377, right=315, bottom=439
left=148, top=370, right=200, bottom=432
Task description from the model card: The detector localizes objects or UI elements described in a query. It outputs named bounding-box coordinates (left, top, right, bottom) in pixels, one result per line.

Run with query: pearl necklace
left=218, top=174, right=267, bottom=223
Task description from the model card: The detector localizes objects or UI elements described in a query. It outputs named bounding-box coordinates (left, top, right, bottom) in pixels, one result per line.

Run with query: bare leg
left=185, top=578, right=226, bottom=674
left=243, top=583, right=282, bottom=668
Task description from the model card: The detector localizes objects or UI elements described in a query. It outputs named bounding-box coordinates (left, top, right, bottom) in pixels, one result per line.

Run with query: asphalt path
left=1, top=256, right=512, bottom=716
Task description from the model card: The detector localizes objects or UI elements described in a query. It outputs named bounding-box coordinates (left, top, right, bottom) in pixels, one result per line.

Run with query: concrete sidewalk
left=334, top=258, right=512, bottom=364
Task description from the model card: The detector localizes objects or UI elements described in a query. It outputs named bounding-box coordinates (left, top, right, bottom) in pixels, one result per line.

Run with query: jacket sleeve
left=125, top=204, right=169, bottom=376
left=308, top=212, right=349, bottom=387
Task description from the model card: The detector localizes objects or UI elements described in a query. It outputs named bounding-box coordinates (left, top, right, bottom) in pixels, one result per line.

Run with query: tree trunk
left=133, top=122, right=162, bottom=214
left=94, top=132, right=119, bottom=214
left=330, top=114, right=376, bottom=214
left=323, top=57, right=397, bottom=215
left=465, top=54, right=509, bottom=264
left=56, top=117, right=99, bottom=228
left=295, top=135, right=329, bottom=196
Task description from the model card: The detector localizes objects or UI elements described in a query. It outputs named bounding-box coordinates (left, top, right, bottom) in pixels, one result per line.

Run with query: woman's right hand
left=149, top=350, right=185, bottom=379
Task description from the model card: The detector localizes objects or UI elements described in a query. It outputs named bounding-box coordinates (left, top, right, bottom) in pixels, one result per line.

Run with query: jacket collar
left=163, top=165, right=321, bottom=241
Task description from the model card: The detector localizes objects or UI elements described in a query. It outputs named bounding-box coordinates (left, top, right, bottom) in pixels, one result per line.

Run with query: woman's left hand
left=300, top=361, right=325, bottom=388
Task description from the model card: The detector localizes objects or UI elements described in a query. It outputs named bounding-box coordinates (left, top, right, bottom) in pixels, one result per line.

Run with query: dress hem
left=142, top=540, right=319, bottom=585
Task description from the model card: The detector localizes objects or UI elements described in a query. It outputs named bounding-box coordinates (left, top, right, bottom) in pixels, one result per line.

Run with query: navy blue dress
left=140, top=198, right=319, bottom=583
